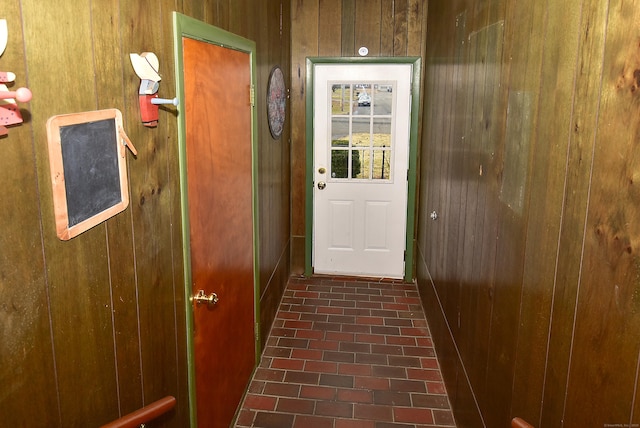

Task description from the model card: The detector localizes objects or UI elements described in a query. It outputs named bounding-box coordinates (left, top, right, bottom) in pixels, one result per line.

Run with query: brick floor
left=234, top=275, right=456, bottom=428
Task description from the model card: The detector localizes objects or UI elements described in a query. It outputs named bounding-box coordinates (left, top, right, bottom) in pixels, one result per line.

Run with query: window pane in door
left=331, top=149, right=349, bottom=178
left=372, top=118, right=391, bottom=148
left=331, top=84, right=351, bottom=116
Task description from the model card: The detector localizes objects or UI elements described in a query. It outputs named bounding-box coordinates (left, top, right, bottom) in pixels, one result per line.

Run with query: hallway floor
left=234, top=275, right=456, bottom=428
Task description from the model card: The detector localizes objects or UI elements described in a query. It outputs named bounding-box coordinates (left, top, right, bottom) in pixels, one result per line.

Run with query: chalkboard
left=46, top=109, right=130, bottom=240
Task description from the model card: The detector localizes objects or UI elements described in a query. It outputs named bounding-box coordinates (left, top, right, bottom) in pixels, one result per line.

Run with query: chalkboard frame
left=46, top=109, right=130, bottom=240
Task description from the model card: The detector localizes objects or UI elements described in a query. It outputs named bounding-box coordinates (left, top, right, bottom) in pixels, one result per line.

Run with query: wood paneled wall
left=418, top=0, right=640, bottom=426
left=0, top=0, right=290, bottom=426
left=289, top=0, right=428, bottom=274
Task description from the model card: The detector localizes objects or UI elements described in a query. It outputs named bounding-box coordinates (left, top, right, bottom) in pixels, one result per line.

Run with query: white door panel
left=313, top=63, right=412, bottom=278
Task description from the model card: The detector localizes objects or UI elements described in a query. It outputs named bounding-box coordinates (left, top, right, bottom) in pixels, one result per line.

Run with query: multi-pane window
left=329, top=82, right=394, bottom=181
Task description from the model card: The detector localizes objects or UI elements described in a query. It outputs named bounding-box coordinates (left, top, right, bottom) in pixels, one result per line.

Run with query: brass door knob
left=192, top=289, right=219, bottom=307
left=317, top=181, right=326, bottom=190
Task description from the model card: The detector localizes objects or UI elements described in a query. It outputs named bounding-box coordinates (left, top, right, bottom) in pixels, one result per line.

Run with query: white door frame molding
left=305, top=57, right=422, bottom=282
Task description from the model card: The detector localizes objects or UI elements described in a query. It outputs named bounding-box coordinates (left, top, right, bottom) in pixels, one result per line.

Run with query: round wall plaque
left=267, top=66, right=286, bottom=139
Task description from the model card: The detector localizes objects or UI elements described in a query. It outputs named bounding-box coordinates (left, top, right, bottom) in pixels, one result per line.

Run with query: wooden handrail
left=100, top=396, right=176, bottom=428
left=512, top=417, right=535, bottom=428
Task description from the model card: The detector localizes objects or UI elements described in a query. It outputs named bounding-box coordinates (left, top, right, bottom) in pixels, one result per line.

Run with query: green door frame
left=305, top=57, right=421, bottom=283
left=172, top=12, right=261, bottom=427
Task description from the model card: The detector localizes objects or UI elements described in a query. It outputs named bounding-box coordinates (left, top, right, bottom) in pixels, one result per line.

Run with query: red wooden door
left=183, top=36, right=256, bottom=427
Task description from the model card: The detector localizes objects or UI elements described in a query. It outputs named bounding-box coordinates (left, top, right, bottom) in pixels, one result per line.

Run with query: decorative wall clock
left=267, top=66, right=286, bottom=139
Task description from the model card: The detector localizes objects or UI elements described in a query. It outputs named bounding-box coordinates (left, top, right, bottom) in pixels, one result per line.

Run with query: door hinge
left=255, top=322, right=260, bottom=341
left=250, top=85, right=255, bottom=106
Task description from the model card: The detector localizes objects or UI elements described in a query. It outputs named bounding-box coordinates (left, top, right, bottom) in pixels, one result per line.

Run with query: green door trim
left=305, top=57, right=421, bottom=283
left=172, top=12, right=261, bottom=428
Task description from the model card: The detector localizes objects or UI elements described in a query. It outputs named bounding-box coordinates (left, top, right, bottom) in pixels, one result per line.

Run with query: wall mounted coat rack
left=130, top=52, right=178, bottom=127
left=0, top=19, right=32, bottom=136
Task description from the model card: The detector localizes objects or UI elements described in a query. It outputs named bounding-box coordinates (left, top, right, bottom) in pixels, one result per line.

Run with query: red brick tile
left=291, top=349, right=323, bottom=360
left=276, top=397, right=315, bottom=414
left=253, top=412, right=294, bottom=428
left=243, top=394, right=277, bottom=411
left=337, top=388, right=373, bottom=403
left=334, top=419, right=375, bottom=428
left=338, top=363, right=372, bottom=376
left=354, top=376, right=390, bottom=390
left=411, top=393, right=450, bottom=409
left=399, top=327, right=429, bottom=337
left=323, top=351, right=356, bottom=363
left=353, top=404, right=393, bottom=421
left=388, top=355, right=422, bottom=368
left=271, top=357, right=305, bottom=370
left=355, top=301, right=383, bottom=309
left=372, top=390, right=412, bottom=406
left=234, top=408, right=255, bottom=426
left=315, top=400, right=354, bottom=418
left=344, top=308, right=373, bottom=316
left=370, top=326, right=400, bottom=336
left=284, top=371, right=320, bottom=385
left=263, top=382, right=301, bottom=397
left=309, top=339, right=340, bottom=351
left=277, top=311, right=301, bottom=320
left=263, top=346, right=293, bottom=358
left=342, top=324, right=371, bottom=334
left=301, top=313, right=330, bottom=322
left=300, top=385, right=336, bottom=400
left=253, top=368, right=285, bottom=382
left=329, top=315, right=357, bottom=324
left=416, top=337, right=434, bottom=347
left=296, top=329, right=325, bottom=340
left=317, top=306, right=344, bottom=315
left=314, top=322, right=343, bottom=331
left=407, top=368, right=442, bottom=381
left=339, top=342, right=371, bottom=353
left=355, top=352, right=387, bottom=365
left=390, top=379, right=427, bottom=393
left=283, top=320, right=314, bottom=329
left=433, top=408, right=456, bottom=425
left=326, top=331, right=356, bottom=342
left=278, top=337, right=310, bottom=349
left=304, top=360, right=338, bottom=373
left=355, top=333, right=386, bottom=344
left=393, top=407, right=434, bottom=424
left=427, top=381, right=447, bottom=394
left=319, top=373, right=355, bottom=388
left=395, top=297, right=421, bottom=305
left=403, top=346, right=436, bottom=357
left=294, top=290, right=320, bottom=299
left=421, top=357, right=439, bottom=369
left=271, top=327, right=296, bottom=337
left=371, top=344, right=403, bottom=355
left=293, top=415, right=335, bottom=428
left=386, top=336, right=416, bottom=346
left=381, top=302, right=411, bottom=311
left=383, top=318, right=413, bottom=327
left=372, top=365, right=406, bottom=379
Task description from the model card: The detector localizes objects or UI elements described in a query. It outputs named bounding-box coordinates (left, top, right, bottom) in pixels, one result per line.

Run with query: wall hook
left=130, top=52, right=178, bottom=127
left=0, top=19, right=32, bottom=137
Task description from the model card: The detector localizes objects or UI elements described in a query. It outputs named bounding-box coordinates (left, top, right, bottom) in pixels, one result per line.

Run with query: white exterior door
left=313, top=63, right=413, bottom=279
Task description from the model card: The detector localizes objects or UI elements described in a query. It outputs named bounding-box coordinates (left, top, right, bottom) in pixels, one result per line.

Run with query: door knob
left=317, top=181, right=326, bottom=190
left=192, top=289, right=219, bottom=307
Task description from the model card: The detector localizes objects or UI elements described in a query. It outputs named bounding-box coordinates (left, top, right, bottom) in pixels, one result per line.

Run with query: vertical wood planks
left=564, top=0, right=640, bottom=425
left=0, top=2, right=59, bottom=427
left=354, top=0, right=382, bottom=56
left=22, top=1, right=120, bottom=424
left=91, top=0, right=144, bottom=418
left=319, top=0, right=342, bottom=56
